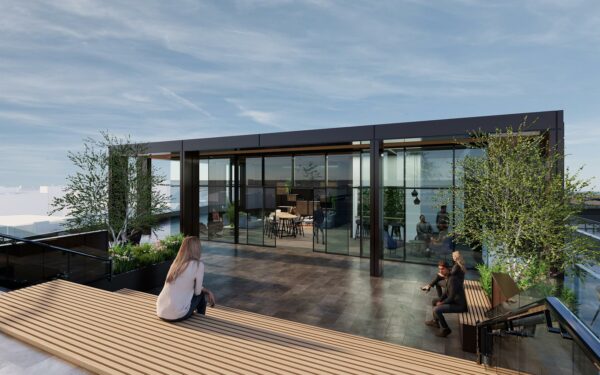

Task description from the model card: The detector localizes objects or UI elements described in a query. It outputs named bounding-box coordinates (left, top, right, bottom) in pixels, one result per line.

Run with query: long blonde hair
left=452, top=250, right=466, bottom=273
left=166, top=236, right=202, bottom=283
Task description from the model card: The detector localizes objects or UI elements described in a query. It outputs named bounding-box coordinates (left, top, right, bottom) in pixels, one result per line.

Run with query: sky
left=0, top=0, right=599, bottom=189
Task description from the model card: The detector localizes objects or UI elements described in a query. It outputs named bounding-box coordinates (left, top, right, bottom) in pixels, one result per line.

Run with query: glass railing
left=576, top=217, right=600, bottom=239
left=478, top=297, right=600, bottom=374
left=0, top=233, right=112, bottom=289
left=568, top=264, right=600, bottom=340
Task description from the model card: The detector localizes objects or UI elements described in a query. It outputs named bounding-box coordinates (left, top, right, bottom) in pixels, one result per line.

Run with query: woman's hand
left=206, top=290, right=216, bottom=307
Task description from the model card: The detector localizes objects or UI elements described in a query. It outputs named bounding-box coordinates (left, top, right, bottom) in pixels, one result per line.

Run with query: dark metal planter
left=89, top=259, right=173, bottom=292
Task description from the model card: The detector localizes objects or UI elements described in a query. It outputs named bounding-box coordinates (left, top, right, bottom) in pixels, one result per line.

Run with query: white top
left=156, top=260, right=205, bottom=320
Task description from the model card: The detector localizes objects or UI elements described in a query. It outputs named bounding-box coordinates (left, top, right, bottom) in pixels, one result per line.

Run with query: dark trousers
left=433, top=281, right=445, bottom=298
left=162, top=292, right=207, bottom=323
left=432, top=302, right=466, bottom=329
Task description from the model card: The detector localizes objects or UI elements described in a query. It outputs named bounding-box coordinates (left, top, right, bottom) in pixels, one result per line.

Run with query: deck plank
left=0, top=280, right=518, bottom=375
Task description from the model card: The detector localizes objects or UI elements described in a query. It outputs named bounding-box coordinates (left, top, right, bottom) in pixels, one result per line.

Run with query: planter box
left=89, top=259, right=173, bottom=292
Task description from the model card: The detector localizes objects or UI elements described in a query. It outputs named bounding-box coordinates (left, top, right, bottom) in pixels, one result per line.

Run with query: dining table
left=269, top=212, right=299, bottom=237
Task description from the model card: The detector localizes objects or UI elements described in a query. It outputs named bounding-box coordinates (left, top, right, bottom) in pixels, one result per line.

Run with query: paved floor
left=150, top=241, right=479, bottom=361
left=0, top=332, right=90, bottom=375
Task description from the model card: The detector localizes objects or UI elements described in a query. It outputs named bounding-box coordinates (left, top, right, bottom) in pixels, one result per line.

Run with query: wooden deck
left=0, top=280, right=519, bottom=375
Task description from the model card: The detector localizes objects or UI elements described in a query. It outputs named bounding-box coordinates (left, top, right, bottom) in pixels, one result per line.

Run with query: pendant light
left=411, top=152, right=419, bottom=204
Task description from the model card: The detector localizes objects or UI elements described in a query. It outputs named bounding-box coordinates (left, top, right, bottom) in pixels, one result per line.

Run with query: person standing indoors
left=157, top=236, right=216, bottom=322
left=436, top=205, right=450, bottom=233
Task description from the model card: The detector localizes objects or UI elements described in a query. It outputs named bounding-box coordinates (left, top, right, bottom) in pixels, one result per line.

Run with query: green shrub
left=476, top=263, right=505, bottom=298
left=109, top=233, right=184, bottom=274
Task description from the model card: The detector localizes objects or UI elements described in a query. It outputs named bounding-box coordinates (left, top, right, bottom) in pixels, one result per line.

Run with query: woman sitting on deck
left=156, top=236, right=216, bottom=322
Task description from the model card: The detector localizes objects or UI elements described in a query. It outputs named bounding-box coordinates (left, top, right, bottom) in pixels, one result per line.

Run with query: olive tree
left=51, top=132, right=169, bottom=246
left=449, top=118, right=596, bottom=285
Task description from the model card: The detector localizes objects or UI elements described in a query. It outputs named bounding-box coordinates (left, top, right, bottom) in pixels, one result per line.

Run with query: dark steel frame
left=141, top=110, right=564, bottom=277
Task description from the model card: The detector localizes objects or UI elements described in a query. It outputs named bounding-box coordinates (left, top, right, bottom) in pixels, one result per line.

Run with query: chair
left=292, top=217, right=304, bottom=237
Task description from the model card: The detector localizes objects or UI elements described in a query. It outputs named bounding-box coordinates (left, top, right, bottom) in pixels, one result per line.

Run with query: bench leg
left=461, top=324, right=477, bottom=353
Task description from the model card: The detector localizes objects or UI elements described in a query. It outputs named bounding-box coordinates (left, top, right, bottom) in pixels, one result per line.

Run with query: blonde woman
left=156, top=236, right=216, bottom=322
left=451, top=250, right=466, bottom=282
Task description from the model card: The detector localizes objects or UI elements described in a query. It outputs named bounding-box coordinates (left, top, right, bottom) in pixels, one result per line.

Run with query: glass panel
left=383, top=149, right=404, bottom=187
left=360, top=151, right=370, bottom=258
left=361, top=151, right=370, bottom=186
left=383, top=187, right=405, bottom=260
left=352, top=153, right=361, bottom=187
left=245, top=187, right=264, bottom=246
left=325, top=154, right=353, bottom=255
left=312, top=189, right=326, bottom=252
left=359, top=187, right=370, bottom=258
left=263, top=187, right=276, bottom=247
left=264, top=156, right=292, bottom=187
left=454, top=147, right=485, bottom=163
left=404, top=188, right=451, bottom=265
left=325, top=187, right=350, bottom=254
left=208, top=158, right=231, bottom=187
left=568, top=262, right=600, bottom=338
left=199, top=159, right=209, bottom=186
left=152, top=157, right=180, bottom=215
left=199, top=186, right=209, bottom=240
left=405, top=148, right=453, bottom=188
left=207, top=185, right=234, bottom=243
left=294, top=155, right=325, bottom=188
left=488, top=309, right=597, bottom=374
left=245, top=157, right=262, bottom=186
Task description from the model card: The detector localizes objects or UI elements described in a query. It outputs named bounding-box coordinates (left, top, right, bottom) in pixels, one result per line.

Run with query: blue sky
left=1, top=0, right=599, bottom=188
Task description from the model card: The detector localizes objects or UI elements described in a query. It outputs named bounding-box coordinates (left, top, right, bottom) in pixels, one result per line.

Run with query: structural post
left=233, top=156, right=240, bottom=244
left=369, top=139, right=383, bottom=277
left=135, top=156, right=152, bottom=237
left=180, top=151, right=199, bottom=236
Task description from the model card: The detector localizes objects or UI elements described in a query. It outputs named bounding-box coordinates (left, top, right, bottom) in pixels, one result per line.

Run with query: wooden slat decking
left=0, top=280, right=519, bottom=375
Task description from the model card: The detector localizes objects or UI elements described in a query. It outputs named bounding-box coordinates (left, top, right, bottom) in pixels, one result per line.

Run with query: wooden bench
left=0, top=280, right=519, bottom=375
left=459, top=280, right=492, bottom=353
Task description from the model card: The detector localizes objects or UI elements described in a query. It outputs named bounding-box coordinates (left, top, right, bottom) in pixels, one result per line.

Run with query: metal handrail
left=0, top=233, right=110, bottom=261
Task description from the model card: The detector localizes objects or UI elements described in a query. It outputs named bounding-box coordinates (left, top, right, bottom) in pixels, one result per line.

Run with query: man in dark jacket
left=425, top=266, right=468, bottom=337
left=421, top=260, right=449, bottom=298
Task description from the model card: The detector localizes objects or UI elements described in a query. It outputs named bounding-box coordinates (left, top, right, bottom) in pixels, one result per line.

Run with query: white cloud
left=226, top=98, right=283, bottom=128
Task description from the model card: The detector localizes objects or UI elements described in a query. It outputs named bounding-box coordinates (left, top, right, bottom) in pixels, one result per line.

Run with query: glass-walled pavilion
left=142, top=111, right=564, bottom=276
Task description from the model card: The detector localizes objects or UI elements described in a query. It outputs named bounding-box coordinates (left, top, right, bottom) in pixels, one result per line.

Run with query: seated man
left=420, top=260, right=449, bottom=298
left=425, top=265, right=468, bottom=337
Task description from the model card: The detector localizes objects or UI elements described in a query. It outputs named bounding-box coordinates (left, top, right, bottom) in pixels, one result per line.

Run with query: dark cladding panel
left=183, top=134, right=260, bottom=152
left=374, top=111, right=561, bottom=140
left=146, top=140, right=182, bottom=154
left=259, top=125, right=373, bottom=148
